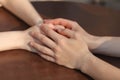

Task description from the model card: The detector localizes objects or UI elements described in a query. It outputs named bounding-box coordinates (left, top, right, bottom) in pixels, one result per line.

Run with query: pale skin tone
left=44, top=18, right=120, bottom=57
left=0, top=26, right=42, bottom=52
left=30, top=18, right=120, bottom=80
left=0, top=0, right=43, bottom=26
left=0, top=0, right=43, bottom=51
left=0, top=0, right=63, bottom=52
left=0, top=0, right=120, bottom=79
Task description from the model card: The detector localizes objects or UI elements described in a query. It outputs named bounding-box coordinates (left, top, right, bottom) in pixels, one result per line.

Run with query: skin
left=0, top=0, right=64, bottom=52
left=0, top=24, right=63, bottom=52
left=0, top=0, right=43, bottom=26
left=30, top=18, right=120, bottom=80
left=0, top=0, right=119, bottom=79
left=0, top=0, right=43, bottom=51
left=30, top=23, right=90, bottom=69
left=0, top=25, right=40, bottom=52
left=44, top=18, right=120, bottom=57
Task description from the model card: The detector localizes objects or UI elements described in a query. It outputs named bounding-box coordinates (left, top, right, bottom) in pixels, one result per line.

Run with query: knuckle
left=42, top=26, right=50, bottom=34
left=32, top=42, right=39, bottom=48
left=34, top=32, right=39, bottom=37
left=57, top=38, right=65, bottom=44
left=40, top=35, right=46, bottom=42
left=52, top=45, right=59, bottom=52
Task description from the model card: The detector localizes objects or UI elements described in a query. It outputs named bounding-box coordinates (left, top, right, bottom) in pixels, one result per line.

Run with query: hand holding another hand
left=45, top=18, right=100, bottom=50
left=29, top=23, right=93, bottom=70
left=22, top=23, right=62, bottom=52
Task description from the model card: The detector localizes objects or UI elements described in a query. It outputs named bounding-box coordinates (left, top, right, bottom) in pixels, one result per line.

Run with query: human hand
left=29, top=24, right=93, bottom=69
left=23, top=23, right=63, bottom=52
left=20, top=26, right=40, bottom=52
left=44, top=18, right=99, bottom=50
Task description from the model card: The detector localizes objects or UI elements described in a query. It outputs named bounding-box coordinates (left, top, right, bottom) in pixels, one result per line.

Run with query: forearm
left=1, top=0, right=43, bottom=26
left=89, top=36, right=120, bottom=57
left=80, top=54, right=120, bottom=80
left=0, top=31, right=27, bottom=51
left=0, top=24, right=42, bottom=52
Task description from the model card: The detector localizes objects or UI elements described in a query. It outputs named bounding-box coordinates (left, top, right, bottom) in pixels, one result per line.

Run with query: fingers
left=40, top=24, right=66, bottom=43
left=31, top=32, right=57, bottom=50
left=45, top=23, right=55, bottom=29
left=44, top=18, right=76, bottom=29
left=54, top=25, right=65, bottom=30
left=30, top=41, right=54, bottom=57
left=56, top=28, right=75, bottom=38
left=40, top=54, right=55, bottom=62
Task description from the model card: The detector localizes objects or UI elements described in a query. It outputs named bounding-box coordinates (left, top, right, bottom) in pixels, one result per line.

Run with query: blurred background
left=30, top=0, right=120, bottom=10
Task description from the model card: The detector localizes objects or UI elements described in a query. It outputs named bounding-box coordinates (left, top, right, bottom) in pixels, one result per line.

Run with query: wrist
left=6, top=31, right=29, bottom=50
left=21, top=26, right=41, bottom=51
left=86, top=34, right=106, bottom=50
left=16, top=31, right=27, bottom=49
left=35, top=18, right=43, bottom=26
left=18, top=30, right=31, bottom=51
left=75, top=51, right=93, bottom=70
left=87, top=35, right=112, bottom=50
left=79, top=53, right=96, bottom=73
left=86, top=35, right=101, bottom=50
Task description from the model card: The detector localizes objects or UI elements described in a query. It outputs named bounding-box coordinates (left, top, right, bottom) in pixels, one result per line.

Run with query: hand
left=44, top=18, right=100, bottom=50
left=29, top=24, right=93, bottom=69
left=22, top=23, right=61, bottom=52
left=21, top=26, right=41, bottom=52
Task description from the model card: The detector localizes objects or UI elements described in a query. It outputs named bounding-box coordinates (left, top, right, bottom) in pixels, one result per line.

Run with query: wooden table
left=0, top=1, right=120, bottom=80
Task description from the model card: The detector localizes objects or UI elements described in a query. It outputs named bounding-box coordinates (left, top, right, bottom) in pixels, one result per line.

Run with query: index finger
left=44, top=18, right=76, bottom=29
left=41, top=24, right=66, bottom=43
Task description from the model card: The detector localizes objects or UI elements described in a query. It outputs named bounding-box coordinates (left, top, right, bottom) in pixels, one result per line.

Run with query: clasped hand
left=26, top=18, right=94, bottom=70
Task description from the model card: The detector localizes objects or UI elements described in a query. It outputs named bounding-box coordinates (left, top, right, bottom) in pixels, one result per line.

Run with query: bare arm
left=0, top=25, right=40, bottom=52
left=89, top=36, right=120, bottom=57
left=0, top=31, right=27, bottom=51
left=0, top=0, right=43, bottom=26
left=44, top=18, right=120, bottom=57
left=30, top=24, right=120, bottom=80
left=80, top=53, right=120, bottom=80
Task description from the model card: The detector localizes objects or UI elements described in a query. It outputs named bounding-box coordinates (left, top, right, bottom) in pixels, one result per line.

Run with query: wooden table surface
left=0, top=1, right=120, bottom=80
